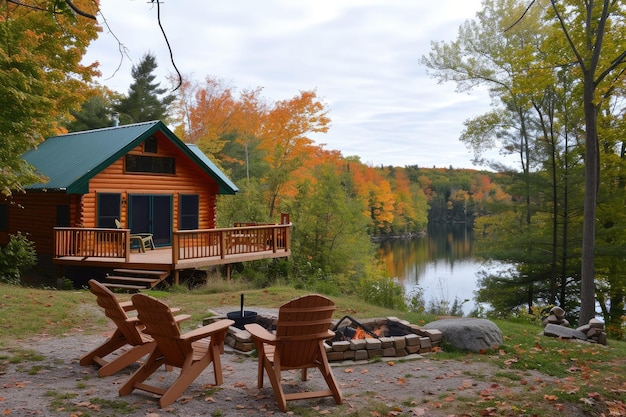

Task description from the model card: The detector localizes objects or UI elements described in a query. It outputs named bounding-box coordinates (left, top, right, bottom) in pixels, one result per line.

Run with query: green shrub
left=0, top=233, right=37, bottom=285
left=358, top=276, right=407, bottom=311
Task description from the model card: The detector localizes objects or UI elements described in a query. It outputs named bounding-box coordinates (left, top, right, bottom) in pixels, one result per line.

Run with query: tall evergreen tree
left=65, top=87, right=120, bottom=132
left=115, top=53, right=174, bottom=124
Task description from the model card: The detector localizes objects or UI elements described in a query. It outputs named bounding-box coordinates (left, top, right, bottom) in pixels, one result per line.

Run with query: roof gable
left=22, top=121, right=238, bottom=195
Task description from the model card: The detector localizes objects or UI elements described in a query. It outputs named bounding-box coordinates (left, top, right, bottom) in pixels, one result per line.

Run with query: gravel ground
left=1, top=327, right=569, bottom=417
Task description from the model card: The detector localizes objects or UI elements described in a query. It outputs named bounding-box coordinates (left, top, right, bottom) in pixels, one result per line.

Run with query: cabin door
left=128, top=194, right=172, bottom=247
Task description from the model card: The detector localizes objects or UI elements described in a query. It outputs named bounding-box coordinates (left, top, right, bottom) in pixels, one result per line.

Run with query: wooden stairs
left=104, top=268, right=170, bottom=291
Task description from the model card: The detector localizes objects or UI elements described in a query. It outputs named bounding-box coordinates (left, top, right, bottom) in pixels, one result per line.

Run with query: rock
left=543, top=323, right=587, bottom=340
left=588, top=318, right=604, bottom=329
left=423, top=318, right=503, bottom=353
left=550, top=306, right=565, bottom=319
left=576, top=324, right=590, bottom=333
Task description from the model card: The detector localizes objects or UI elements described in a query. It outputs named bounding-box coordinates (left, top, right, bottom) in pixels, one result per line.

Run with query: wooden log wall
left=2, top=192, right=77, bottom=254
left=84, top=133, right=220, bottom=230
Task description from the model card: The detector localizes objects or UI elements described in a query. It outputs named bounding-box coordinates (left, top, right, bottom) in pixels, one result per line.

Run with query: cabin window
left=125, top=154, right=175, bottom=175
left=180, top=195, right=199, bottom=230
left=0, top=204, right=7, bottom=231
left=56, top=205, right=70, bottom=227
left=97, top=193, right=121, bottom=228
left=144, top=136, right=158, bottom=153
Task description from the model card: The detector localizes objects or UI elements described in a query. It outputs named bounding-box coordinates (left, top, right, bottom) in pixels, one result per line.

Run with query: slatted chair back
left=130, top=293, right=190, bottom=368
left=275, top=294, right=336, bottom=368
left=89, top=280, right=146, bottom=346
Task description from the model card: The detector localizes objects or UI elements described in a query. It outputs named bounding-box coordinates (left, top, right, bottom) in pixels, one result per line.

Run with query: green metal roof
left=22, top=120, right=239, bottom=195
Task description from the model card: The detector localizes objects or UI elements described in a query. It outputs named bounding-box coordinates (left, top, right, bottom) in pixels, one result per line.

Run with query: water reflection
left=378, top=225, right=482, bottom=315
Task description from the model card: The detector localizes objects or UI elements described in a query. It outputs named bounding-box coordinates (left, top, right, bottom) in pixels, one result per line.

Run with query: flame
left=352, top=327, right=382, bottom=340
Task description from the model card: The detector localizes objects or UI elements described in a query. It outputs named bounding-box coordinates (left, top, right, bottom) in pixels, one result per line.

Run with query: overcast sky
left=83, top=0, right=514, bottom=169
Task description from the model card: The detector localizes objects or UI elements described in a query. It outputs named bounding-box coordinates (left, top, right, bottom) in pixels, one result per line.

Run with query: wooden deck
left=53, top=224, right=291, bottom=283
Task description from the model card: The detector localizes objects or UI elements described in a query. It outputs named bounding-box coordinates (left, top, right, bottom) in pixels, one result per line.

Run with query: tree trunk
left=579, top=75, right=598, bottom=326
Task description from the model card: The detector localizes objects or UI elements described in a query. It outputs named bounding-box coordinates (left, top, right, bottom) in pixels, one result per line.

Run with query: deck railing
left=54, top=227, right=130, bottom=261
left=173, top=223, right=291, bottom=263
left=54, top=223, right=291, bottom=264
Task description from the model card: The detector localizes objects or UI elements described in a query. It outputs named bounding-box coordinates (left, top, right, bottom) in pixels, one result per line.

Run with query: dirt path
left=0, top=331, right=573, bottom=417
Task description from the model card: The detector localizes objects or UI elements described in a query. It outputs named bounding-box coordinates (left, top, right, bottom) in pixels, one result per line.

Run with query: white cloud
left=83, top=0, right=514, bottom=169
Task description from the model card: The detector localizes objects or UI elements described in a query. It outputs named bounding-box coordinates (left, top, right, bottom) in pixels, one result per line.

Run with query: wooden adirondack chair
left=114, top=219, right=155, bottom=252
left=119, top=293, right=234, bottom=408
left=79, top=279, right=189, bottom=377
left=245, top=294, right=343, bottom=411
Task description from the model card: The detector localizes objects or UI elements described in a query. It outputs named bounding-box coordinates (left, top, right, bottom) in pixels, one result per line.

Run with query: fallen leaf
left=344, top=368, right=354, bottom=373
left=580, top=397, right=594, bottom=406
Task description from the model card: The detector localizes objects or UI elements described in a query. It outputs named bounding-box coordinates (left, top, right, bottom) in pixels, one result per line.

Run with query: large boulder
left=423, top=318, right=503, bottom=353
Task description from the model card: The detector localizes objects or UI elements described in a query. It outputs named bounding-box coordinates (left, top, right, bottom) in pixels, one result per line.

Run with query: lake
left=378, top=225, right=506, bottom=315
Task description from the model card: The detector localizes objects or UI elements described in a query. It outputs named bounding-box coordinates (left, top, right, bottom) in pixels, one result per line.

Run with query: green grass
left=2, top=282, right=625, bottom=416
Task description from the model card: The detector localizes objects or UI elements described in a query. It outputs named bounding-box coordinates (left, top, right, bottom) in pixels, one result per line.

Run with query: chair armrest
left=119, top=300, right=135, bottom=311
left=174, top=314, right=192, bottom=323
left=244, top=323, right=277, bottom=344
left=280, top=329, right=335, bottom=342
left=180, top=319, right=234, bottom=342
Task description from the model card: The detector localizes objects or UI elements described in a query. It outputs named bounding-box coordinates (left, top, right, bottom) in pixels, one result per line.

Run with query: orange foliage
left=351, top=164, right=395, bottom=229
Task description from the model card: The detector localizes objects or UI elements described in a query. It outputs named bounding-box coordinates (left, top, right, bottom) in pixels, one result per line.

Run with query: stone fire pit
left=204, top=313, right=442, bottom=362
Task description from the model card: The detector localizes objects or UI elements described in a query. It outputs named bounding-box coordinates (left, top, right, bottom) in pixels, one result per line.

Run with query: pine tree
left=115, top=53, right=174, bottom=124
left=65, top=87, right=120, bottom=132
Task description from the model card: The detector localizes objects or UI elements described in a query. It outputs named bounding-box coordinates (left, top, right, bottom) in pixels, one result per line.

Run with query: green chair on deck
left=115, top=219, right=155, bottom=252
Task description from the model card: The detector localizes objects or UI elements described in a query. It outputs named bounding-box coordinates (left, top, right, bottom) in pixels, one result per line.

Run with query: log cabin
left=1, top=121, right=291, bottom=289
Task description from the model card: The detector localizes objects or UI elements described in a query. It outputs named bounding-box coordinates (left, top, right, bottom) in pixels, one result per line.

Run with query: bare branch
left=96, top=7, right=131, bottom=81
left=504, top=0, right=536, bottom=32
left=151, top=0, right=182, bottom=91
left=64, top=0, right=96, bottom=20
left=6, top=0, right=48, bottom=12
left=8, top=0, right=96, bottom=19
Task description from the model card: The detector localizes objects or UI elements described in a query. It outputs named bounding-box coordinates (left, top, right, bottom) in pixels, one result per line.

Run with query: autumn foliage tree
left=0, top=0, right=100, bottom=195
left=259, top=90, right=330, bottom=217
